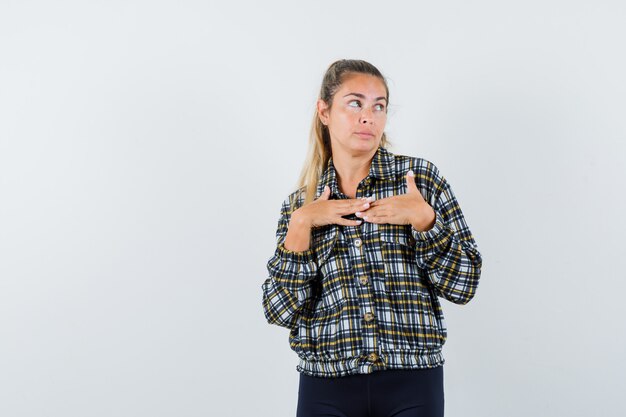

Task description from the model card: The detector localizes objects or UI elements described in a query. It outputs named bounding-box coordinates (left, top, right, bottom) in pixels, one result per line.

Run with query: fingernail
left=363, top=202, right=369, bottom=208
left=408, top=170, right=414, bottom=177
left=356, top=211, right=362, bottom=216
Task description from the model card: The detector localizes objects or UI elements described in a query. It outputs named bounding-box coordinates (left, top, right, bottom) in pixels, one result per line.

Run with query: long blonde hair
left=292, top=59, right=392, bottom=208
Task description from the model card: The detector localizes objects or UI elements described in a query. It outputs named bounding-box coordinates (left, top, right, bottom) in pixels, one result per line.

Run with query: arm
left=261, top=194, right=318, bottom=330
left=410, top=165, right=483, bottom=305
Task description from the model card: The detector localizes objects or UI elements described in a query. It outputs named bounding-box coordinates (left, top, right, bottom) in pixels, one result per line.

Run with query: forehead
left=337, top=73, right=387, bottom=99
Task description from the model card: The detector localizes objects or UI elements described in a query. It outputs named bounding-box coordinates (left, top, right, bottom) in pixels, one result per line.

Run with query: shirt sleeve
left=261, top=194, right=318, bottom=330
left=409, top=164, right=483, bottom=305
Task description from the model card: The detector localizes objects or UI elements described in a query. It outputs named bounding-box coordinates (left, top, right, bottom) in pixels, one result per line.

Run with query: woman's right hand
left=294, top=185, right=373, bottom=228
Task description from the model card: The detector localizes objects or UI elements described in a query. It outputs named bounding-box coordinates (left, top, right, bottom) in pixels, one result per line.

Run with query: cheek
left=338, top=110, right=358, bottom=125
left=330, top=112, right=353, bottom=132
left=331, top=107, right=369, bottom=134
left=376, top=114, right=387, bottom=129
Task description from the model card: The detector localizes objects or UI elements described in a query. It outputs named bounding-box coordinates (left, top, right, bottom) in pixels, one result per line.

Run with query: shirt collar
left=315, top=145, right=395, bottom=198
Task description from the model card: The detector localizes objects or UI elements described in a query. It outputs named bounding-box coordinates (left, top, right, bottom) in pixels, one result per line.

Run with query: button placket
left=342, top=225, right=379, bottom=366
left=348, top=182, right=382, bottom=371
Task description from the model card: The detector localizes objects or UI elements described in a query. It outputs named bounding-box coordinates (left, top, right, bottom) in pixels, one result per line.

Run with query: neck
left=331, top=147, right=376, bottom=194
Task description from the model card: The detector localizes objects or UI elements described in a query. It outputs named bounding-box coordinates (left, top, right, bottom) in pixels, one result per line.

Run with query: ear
left=317, top=98, right=330, bottom=125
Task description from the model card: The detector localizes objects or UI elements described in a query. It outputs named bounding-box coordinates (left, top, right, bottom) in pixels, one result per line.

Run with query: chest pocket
left=377, top=223, right=427, bottom=294
left=306, top=225, right=348, bottom=320
left=378, top=223, right=414, bottom=246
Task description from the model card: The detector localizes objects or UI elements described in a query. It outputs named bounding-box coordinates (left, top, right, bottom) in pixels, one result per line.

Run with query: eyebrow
left=343, top=93, right=388, bottom=103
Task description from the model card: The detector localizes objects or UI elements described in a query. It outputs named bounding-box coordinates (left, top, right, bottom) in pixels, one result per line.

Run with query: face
left=317, top=73, right=388, bottom=156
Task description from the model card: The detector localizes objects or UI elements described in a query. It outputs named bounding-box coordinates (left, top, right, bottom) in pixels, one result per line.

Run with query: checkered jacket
left=261, top=145, right=482, bottom=378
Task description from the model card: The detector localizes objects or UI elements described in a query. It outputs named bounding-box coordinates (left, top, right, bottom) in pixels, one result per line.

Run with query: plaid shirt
left=261, top=145, right=482, bottom=378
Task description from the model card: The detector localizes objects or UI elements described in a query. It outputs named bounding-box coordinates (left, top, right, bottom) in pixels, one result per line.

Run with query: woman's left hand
left=355, top=170, right=436, bottom=232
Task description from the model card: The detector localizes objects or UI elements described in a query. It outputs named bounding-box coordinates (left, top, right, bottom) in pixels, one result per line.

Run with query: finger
left=356, top=204, right=386, bottom=220
left=356, top=195, right=374, bottom=207
left=355, top=210, right=367, bottom=218
left=359, top=213, right=387, bottom=223
left=356, top=212, right=372, bottom=222
left=334, top=198, right=371, bottom=215
left=336, top=218, right=363, bottom=227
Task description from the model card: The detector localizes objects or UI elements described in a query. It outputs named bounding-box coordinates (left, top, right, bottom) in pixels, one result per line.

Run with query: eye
left=375, top=103, right=385, bottom=111
left=348, top=100, right=361, bottom=108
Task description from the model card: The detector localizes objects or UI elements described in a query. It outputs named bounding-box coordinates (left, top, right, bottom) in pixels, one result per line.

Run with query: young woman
left=261, top=59, right=483, bottom=417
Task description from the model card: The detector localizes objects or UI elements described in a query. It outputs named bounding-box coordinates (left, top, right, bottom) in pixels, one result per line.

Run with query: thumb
left=405, top=170, right=418, bottom=194
left=317, top=185, right=331, bottom=200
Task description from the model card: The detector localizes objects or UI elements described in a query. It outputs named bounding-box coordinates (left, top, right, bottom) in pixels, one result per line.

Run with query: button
left=354, top=238, right=362, bottom=247
left=367, top=353, right=379, bottom=362
left=364, top=312, right=375, bottom=322
left=359, top=276, right=368, bottom=285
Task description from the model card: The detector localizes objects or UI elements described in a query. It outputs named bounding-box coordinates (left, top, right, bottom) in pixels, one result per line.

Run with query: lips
left=355, top=131, right=374, bottom=137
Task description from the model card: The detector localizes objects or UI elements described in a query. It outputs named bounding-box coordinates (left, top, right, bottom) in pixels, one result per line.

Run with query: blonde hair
left=292, top=59, right=392, bottom=208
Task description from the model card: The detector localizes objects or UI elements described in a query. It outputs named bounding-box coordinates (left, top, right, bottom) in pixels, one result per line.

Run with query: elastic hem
left=295, top=349, right=445, bottom=378
left=411, top=210, right=446, bottom=242
left=276, top=241, right=315, bottom=263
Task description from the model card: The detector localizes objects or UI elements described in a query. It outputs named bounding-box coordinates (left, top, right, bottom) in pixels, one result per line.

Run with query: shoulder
left=279, top=185, right=307, bottom=215
left=389, top=149, right=446, bottom=187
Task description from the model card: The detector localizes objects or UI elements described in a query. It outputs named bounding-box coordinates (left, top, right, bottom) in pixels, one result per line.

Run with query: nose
left=360, top=108, right=373, bottom=124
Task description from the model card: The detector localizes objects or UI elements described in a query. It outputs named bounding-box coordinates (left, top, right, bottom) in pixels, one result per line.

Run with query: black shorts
left=296, top=366, right=444, bottom=417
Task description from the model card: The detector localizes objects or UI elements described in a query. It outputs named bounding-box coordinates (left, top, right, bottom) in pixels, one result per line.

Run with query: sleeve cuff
left=276, top=241, right=315, bottom=263
left=410, top=210, right=446, bottom=242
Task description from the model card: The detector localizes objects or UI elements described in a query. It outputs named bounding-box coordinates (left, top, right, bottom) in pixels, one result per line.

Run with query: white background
left=1, top=1, right=625, bottom=416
